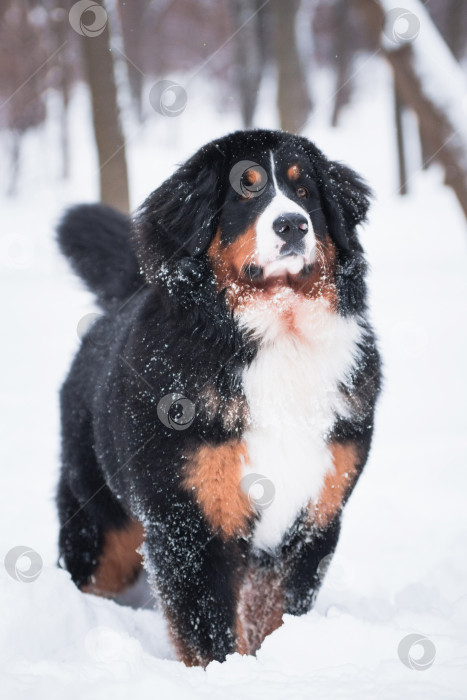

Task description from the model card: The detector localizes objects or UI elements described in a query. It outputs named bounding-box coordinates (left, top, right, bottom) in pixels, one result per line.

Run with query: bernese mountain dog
left=57, top=129, right=381, bottom=667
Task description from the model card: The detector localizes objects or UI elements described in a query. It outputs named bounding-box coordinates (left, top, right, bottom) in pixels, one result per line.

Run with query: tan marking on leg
left=81, top=520, right=144, bottom=597
left=311, top=442, right=359, bottom=527
left=182, top=441, right=253, bottom=539
left=208, top=226, right=259, bottom=303
left=236, top=566, right=284, bottom=655
left=165, top=614, right=208, bottom=667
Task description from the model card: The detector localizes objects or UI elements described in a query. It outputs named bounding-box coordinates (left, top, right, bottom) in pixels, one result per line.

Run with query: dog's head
left=135, top=130, right=371, bottom=307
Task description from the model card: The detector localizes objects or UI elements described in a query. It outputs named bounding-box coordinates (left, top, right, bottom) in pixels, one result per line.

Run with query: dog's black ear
left=134, top=147, right=223, bottom=282
left=317, top=160, right=372, bottom=252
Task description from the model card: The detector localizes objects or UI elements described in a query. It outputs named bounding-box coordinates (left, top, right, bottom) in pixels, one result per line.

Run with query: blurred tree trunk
left=53, top=5, right=71, bottom=179
left=272, top=0, right=312, bottom=133
left=354, top=0, right=467, bottom=218
left=117, top=0, right=151, bottom=122
left=59, top=66, right=71, bottom=180
left=393, top=82, right=407, bottom=194
left=420, top=0, right=466, bottom=169
left=444, top=0, right=466, bottom=61
left=418, top=123, right=431, bottom=170
left=1, top=0, right=47, bottom=195
left=81, top=9, right=129, bottom=212
left=230, top=0, right=265, bottom=128
left=331, top=0, right=352, bottom=128
left=7, top=131, right=20, bottom=197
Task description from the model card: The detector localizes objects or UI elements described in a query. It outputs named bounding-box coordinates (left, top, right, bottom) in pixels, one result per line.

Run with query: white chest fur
left=236, top=293, right=363, bottom=551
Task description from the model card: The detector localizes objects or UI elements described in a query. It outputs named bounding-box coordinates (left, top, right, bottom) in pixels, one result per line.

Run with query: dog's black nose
left=273, top=213, right=308, bottom=241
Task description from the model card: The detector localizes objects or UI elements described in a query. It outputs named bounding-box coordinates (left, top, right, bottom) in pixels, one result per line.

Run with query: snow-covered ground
left=1, top=61, right=467, bottom=699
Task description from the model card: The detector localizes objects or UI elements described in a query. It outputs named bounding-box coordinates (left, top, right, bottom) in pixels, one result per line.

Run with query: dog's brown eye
left=296, top=186, right=308, bottom=198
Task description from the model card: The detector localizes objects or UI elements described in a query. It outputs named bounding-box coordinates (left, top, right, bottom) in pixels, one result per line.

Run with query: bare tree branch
left=354, top=0, right=467, bottom=218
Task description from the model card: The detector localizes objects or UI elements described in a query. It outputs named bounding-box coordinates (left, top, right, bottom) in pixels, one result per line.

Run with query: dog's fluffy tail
left=57, top=204, right=143, bottom=310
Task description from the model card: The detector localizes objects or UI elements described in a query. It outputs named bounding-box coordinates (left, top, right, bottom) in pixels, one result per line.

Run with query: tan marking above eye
left=236, top=565, right=284, bottom=656
left=242, top=168, right=262, bottom=187
left=287, top=164, right=301, bottom=181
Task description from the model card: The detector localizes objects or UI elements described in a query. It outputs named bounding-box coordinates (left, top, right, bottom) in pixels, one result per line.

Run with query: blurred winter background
left=1, top=0, right=467, bottom=698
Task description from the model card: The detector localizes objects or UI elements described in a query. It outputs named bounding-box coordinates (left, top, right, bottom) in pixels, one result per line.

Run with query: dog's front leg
left=281, top=516, right=342, bottom=615
left=144, top=509, right=244, bottom=667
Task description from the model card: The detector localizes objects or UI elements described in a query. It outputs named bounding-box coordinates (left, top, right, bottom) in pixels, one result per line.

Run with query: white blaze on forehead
left=254, top=151, right=316, bottom=271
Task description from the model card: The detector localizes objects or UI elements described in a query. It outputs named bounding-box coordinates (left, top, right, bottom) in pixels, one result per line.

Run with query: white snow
left=1, top=61, right=467, bottom=699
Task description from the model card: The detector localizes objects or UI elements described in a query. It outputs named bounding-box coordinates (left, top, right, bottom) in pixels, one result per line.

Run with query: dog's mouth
left=242, top=256, right=314, bottom=286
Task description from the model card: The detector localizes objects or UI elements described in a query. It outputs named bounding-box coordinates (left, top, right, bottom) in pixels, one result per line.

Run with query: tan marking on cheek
left=207, top=229, right=233, bottom=301
left=208, top=228, right=339, bottom=318
left=81, top=520, right=144, bottom=596
left=287, top=164, right=301, bottom=181
left=287, top=233, right=338, bottom=310
left=310, top=442, right=359, bottom=527
left=236, top=566, right=284, bottom=655
left=208, top=226, right=261, bottom=311
left=208, top=226, right=258, bottom=283
left=182, top=441, right=253, bottom=539
left=243, top=167, right=263, bottom=189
